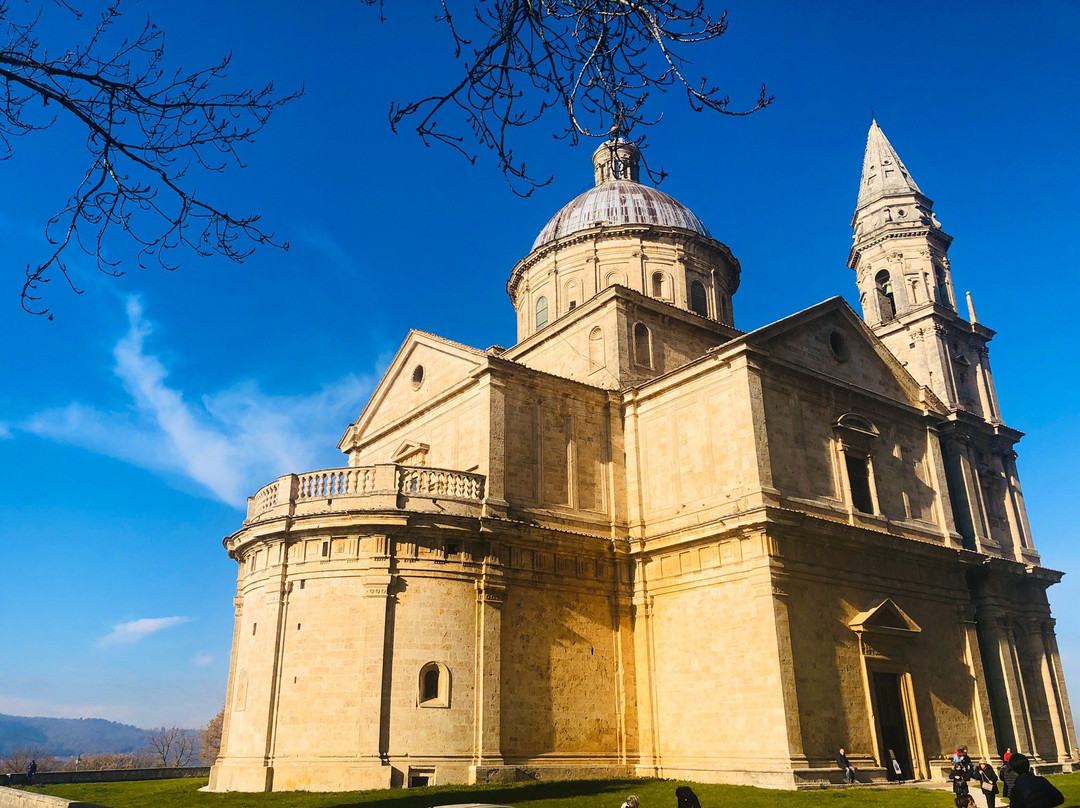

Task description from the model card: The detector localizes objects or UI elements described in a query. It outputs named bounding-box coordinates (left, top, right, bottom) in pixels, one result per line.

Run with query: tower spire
left=856, top=120, right=922, bottom=211
left=848, top=122, right=1002, bottom=424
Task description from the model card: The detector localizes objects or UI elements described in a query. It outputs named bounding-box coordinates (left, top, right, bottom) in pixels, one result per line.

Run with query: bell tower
left=849, top=121, right=1037, bottom=562
left=848, top=121, right=1001, bottom=422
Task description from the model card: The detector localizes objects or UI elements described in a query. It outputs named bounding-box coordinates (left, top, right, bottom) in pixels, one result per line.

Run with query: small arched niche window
left=651, top=271, right=669, bottom=300
left=418, top=661, right=450, bottom=708
left=588, top=326, right=605, bottom=372
left=689, top=280, right=709, bottom=317
left=565, top=279, right=580, bottom=312
left=633, top=322, right=652, bottom=369
left=875, top=270, right=896, bottom=321
left=535, top=296, right=549, bottom=330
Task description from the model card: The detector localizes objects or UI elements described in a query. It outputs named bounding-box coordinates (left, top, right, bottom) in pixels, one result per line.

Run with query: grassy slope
left=25, top=773, right=1080, bottom=808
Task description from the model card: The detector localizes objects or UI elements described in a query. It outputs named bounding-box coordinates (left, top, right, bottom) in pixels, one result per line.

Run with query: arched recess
left=651, top=271, right=670, bottom=300
left=603, top=270, right=626, bottom=289
left=588, top=326, right=605, bottom=372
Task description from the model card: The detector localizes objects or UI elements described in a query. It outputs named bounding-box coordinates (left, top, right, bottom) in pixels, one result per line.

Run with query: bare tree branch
left=383, top=0, right=772, bottom=195
left=146, top=725, right=198, bottom=767
left=0, top=1, right=301, bottom=317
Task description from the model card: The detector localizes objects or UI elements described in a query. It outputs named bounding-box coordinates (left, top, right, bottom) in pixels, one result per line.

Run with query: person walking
left=26, top=759, right=37, bottom=785
left=837, top=748, right=857, bottom=784
left=976, top=760, right=1000, bottom=808
left=951, top=761, right=970, bottom=799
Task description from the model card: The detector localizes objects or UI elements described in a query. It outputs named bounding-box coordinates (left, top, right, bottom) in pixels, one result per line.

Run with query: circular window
left=829, top=331, right=849, bottom=362
left=897, top=208, right=906, bottom=217
left=411, top=365, right=425, bottom=389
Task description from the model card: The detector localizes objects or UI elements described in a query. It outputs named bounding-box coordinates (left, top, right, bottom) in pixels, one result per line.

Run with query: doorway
left=873, top=671, right=914, bottom=780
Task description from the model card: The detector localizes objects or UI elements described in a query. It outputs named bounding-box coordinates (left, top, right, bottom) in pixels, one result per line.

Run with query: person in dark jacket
left=976, top=760, right=1000, bottom=808
left=837, top=748, right=856, bottom=784
left=675, top=786, right=702, bottom=808
left=950, top=762, right=970, bottom=798
left=26, top=760, right=37, bottom=785
left=1001, top=756, right=1020, bottom=798
left=1007, top=753, right=1065, bottom=808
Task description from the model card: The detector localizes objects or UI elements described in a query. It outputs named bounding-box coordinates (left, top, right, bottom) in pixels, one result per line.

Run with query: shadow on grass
left=324, top=778, right=645, bottom=808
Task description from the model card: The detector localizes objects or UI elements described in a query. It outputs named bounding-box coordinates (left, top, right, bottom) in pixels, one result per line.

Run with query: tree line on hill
left=0, top=709, right=222, bottom=774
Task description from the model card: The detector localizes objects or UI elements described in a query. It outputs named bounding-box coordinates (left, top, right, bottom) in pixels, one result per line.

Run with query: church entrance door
left=872, top=671, right=914, bottom=780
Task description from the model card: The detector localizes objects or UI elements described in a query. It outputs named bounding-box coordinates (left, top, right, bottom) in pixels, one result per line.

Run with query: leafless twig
left=384, top=0, right=772, bottom=195
left=0, top=1, right=301, bottom=317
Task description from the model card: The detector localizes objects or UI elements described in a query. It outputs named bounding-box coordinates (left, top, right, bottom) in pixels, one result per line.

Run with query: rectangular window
left=846, top=454, right=875, bottom=513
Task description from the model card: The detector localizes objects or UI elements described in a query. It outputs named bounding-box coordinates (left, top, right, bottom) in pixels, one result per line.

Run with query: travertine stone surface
left=210, top=129, right=1076, bottom=793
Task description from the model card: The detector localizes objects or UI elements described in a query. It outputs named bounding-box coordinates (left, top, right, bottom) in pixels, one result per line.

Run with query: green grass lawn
left=21, top=772, right=1080, bottom=808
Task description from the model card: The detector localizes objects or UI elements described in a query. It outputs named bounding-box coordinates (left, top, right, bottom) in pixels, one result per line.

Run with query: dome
left=531, top=181, right=711, bottom=251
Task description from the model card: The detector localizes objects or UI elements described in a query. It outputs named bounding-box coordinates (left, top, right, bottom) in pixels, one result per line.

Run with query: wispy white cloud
left=22, top=297, right=374, bottom=506
left=296, top=227, right=361, bottom=276
left=97, top=616, right=191, bottom=648
left=192, top=653, right=214, bottom=667
left=0, top=422, right=11, bottom=439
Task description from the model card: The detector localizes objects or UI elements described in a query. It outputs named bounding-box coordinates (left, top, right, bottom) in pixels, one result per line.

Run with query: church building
left=209, top=123, right=1076, bottom=792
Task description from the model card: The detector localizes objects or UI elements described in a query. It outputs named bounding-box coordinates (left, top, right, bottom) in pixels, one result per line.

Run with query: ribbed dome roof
left=531, top=180, right=711, bottom=251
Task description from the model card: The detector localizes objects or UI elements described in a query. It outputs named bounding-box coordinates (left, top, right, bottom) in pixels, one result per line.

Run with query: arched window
left=651, top=271, right=669, bottom=299
left=875, top=270, right=896, bottom=320
left=633, top=322, right=652, bottom=368
left=535, top=296, right=549, bottom=329
left=565, top=279, right=580, bottom=311
left=589, top=327, right=605, bottom=372
left=689, top=280, right=708, bottom=317
left=418, top=662, right=450, bottom=707
left=933, top=263, right=950, bottom=307
left=834, top=414, right=880, bottom=515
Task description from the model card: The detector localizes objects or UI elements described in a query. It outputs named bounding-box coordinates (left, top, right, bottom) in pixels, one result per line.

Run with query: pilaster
left=472, top=562, right=505, bottom=768
left=356, top=546, right=395, bottom=766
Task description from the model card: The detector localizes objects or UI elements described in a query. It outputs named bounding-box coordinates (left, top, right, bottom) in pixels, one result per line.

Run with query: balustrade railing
left=245, top=464, right=485, bottom=523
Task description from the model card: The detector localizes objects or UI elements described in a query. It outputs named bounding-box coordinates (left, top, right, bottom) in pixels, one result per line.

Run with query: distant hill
left=0, top=714, right=154, bottom=757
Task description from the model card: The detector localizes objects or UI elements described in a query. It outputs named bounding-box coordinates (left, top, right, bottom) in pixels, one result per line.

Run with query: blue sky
left=1, top=1, right=1077, bottom=734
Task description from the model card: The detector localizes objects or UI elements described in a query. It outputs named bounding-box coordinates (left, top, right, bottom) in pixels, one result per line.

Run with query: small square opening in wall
left=407, top=767, right=435, bottom=788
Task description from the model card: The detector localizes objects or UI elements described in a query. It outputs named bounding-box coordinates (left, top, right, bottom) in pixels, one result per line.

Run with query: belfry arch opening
left=875, top=270, right=896, bottom=321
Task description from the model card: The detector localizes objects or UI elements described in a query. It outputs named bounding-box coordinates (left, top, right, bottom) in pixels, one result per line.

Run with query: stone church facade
left=208, top=124, right=1076, bottom=792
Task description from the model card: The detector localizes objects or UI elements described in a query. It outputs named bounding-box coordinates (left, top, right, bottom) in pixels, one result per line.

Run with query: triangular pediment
left=391, top=440, right=430, bottom=465
left=338, top=330, right=489, bottom=453
left=733, top=298, right=946, bottom=414
left=849, top=598, right=921, bottom=636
